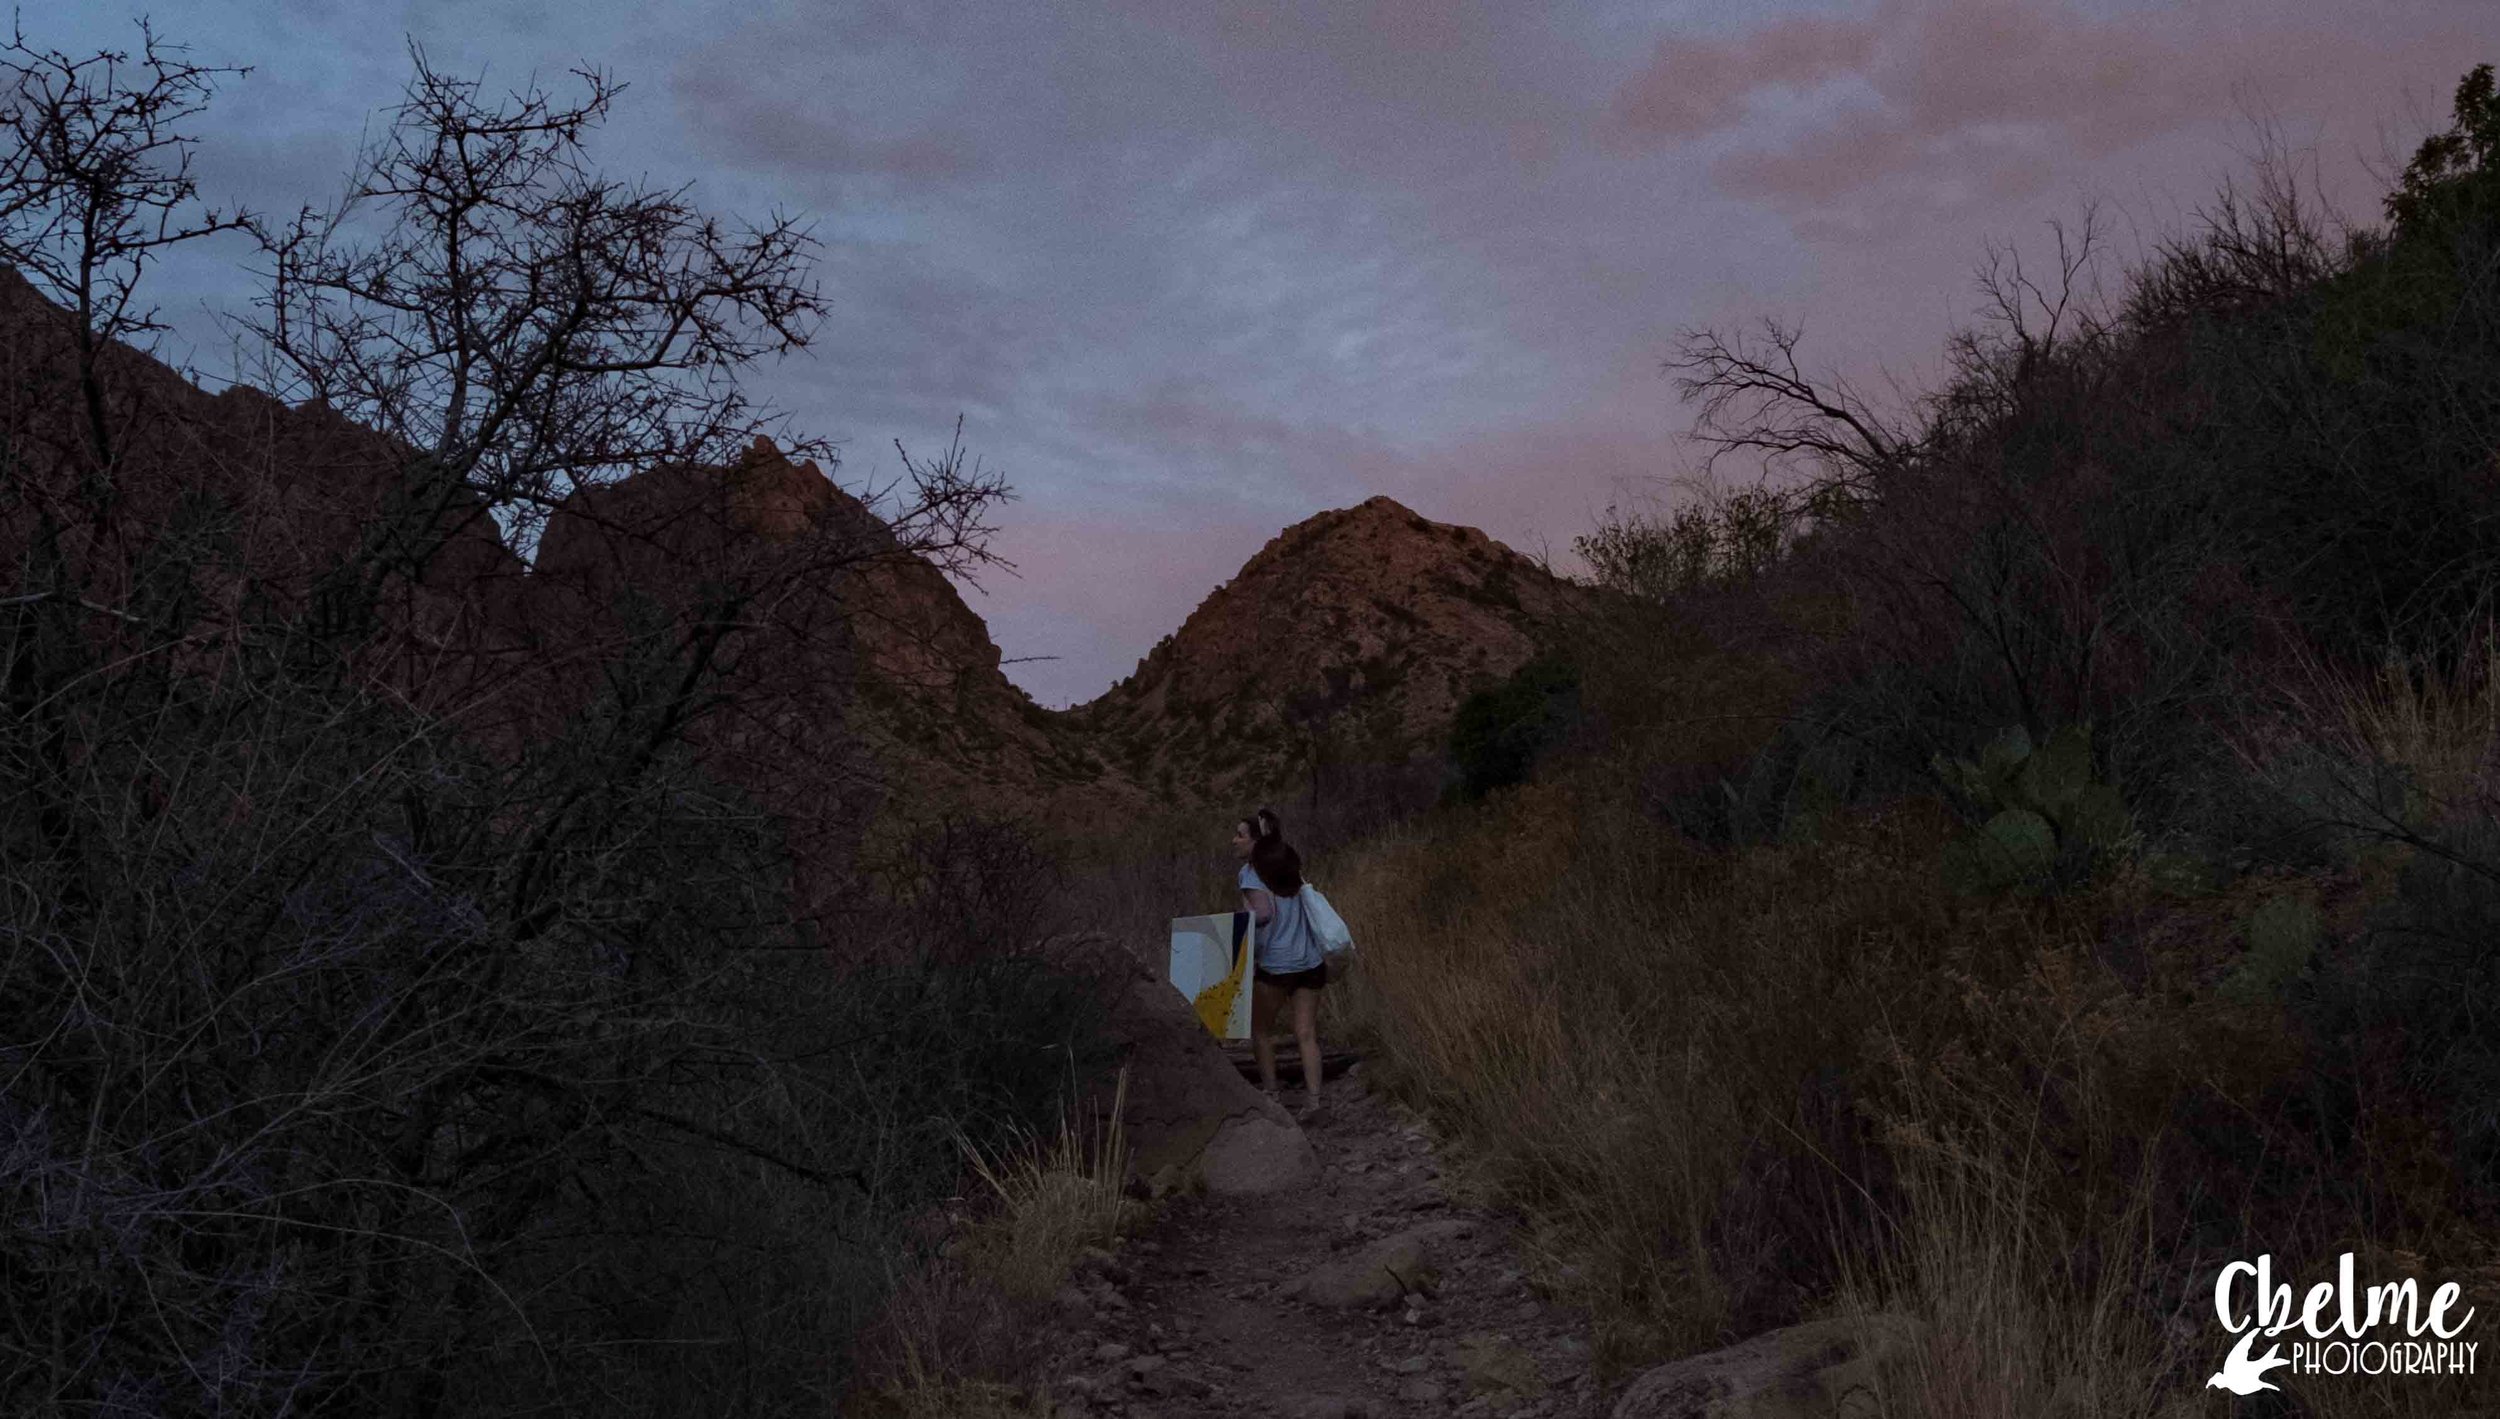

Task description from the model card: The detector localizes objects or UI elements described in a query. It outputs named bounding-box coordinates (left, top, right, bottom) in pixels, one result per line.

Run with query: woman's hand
left=1241, top=887, right=1275, bottom=926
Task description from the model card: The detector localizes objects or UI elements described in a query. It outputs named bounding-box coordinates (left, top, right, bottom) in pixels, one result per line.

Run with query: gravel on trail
left=1042, top=1058, right=1604, bottom=1419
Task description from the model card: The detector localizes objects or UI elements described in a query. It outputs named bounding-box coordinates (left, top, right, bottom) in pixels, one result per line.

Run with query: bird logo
left=2207, top=1328, right=2293, bottom=1395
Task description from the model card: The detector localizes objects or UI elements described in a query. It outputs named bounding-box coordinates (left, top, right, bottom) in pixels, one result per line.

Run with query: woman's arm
left=1240, top=887, right=1274, bottom=925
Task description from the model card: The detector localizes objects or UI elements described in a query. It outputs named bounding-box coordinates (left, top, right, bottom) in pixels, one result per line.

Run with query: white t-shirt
left=1239, top=862, right=1326, bottom=974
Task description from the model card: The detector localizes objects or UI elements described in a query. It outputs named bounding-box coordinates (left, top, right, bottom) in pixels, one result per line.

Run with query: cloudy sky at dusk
left=51, top=1, right=2497, bottom=705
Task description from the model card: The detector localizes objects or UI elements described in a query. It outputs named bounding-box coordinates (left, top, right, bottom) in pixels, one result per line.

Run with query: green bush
left=1446, top=654, right=1581, bottom=800
left=1933, top=724, right=2130, bottom=892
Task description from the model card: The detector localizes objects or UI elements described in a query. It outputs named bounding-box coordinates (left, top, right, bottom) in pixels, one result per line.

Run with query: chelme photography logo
left=2206, top=1254, right=2478, bottom=1395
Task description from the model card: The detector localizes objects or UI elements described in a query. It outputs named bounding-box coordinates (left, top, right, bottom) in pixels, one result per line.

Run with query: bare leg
left=1250, top=979, right=1286, bottom=1095
left=1293, top=988, right=1323, bottom=1100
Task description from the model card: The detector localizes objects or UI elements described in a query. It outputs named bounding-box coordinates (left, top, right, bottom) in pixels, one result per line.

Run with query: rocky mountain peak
left=1075, top=497, right=1578, bottom=806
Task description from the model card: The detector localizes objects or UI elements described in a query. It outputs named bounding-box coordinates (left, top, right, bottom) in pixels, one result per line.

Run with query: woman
left=1232, top=806, right=1329, bottom=1120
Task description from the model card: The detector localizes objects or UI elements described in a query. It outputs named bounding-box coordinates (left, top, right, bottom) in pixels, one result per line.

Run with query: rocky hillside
left=1067, top=496, right=1580, bottom=807
left=533, top=470, right=1586, bottom=821
left=526, top=472, right=1584, bottom=821
left=532, top=438, right=1136, bottom=845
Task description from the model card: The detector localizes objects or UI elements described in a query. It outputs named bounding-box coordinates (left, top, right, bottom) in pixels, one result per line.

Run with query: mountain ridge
left=0, top=263, right=1579, bottom=838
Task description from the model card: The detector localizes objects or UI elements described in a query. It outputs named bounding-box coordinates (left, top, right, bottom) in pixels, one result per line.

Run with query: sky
left=44, top=0, right=2498, bottom=705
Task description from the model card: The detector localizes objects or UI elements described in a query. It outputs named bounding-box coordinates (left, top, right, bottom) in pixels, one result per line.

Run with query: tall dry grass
left=2275, top=625, right=2500, bottom=835
left=960, top=1068, right=1135, bottom=1301
left=855, top=1070, right=1133, bottom=1418
left=1329, top=778, right=1993, bottom=1363
left=1329, top=640, right=2500, bottom=1412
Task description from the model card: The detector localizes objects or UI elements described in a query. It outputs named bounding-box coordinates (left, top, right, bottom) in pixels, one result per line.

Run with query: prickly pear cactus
left=1935, top=723, right=2131, bottom=892
left=2222, top=892, right=2323, bottom=1003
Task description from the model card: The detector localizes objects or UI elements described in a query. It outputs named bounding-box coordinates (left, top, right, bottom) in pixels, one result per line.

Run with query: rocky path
left=1043, top=1059, right=1605, bottom=1419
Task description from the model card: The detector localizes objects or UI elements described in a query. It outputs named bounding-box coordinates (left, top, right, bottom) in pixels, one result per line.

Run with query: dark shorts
left=1255, top=961, right=1329, bottom=992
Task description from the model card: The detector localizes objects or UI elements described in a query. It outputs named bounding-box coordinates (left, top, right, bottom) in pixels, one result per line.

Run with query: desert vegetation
left=0, top=27, right=1119, bottom=1415
left=1355, top=65, right=2500, bottom=1415
left=14, top=12, right=2500, bottom=1418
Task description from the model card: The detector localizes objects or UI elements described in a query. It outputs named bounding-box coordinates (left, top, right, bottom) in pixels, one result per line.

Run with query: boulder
left=1282, top=1218, right=1475, bottom=1309
left=1070, top=937, right=1315, bottom=1195
left=1611, top=1314, right=1923, bottom=1419
left=1457, top=1332, right=1546, bottom=1401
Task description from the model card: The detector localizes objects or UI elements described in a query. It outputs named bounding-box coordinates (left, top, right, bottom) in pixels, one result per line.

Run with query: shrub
left=1574, top=484, right=1798, bottom=603
left=1338, top=69, right=2500, bottom=1414
left=0, top=30, right=1101, bottom=1414
left=1446, top=654, right=1580, bottom=800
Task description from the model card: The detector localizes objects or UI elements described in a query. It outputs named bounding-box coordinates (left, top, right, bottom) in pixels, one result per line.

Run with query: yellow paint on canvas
left=1193, top=974, right=1241, bottom=1037
left=1168, top=910, right=1255, bottom=1041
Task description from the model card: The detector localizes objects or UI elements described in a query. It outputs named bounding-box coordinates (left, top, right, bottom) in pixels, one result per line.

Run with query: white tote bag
left=1302, top=883, right=1355, bottom=956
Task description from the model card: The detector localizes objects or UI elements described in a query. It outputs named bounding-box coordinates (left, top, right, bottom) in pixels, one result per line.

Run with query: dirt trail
left=1044, top=1058, right=1606, bottom=1419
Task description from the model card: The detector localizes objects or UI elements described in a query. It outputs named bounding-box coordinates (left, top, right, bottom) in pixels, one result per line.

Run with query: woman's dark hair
left=1241, top=805, right=1303, bottom=897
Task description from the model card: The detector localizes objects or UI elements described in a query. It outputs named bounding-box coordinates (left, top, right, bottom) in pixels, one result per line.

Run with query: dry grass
left=1329, top=778, right=1989, bottom=1366
left=1327, top=652, right=2500, bottom=1411
left=1837, top=1092, right=2180, bottom=1419
left=960, top=1067, right=1135, bottom=1301
left=2305, top=625, right=2500, bottom=828
left=851, top=1071, right=1134, bottom=1416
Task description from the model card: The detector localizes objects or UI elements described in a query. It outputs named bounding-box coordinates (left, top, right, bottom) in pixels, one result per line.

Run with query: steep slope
left=1070, top=496, right=1580, bottom=807
left=530, top=438, right=1142, bottom=896
left=0, top=266, right=523, bottom=671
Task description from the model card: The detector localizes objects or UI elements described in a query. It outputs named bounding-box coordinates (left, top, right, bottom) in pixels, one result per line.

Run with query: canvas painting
left=1168, top=911, right=1255, bottom=1040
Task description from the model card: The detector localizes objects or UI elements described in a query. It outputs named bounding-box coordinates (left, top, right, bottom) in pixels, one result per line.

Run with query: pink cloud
left=1605, top=15, right=1878, bottom=145
left=1603, top=0, right=2485, bottom=217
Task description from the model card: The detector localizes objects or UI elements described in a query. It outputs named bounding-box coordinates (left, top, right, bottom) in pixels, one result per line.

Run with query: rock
left=1094, top=1341, right=1131, bottom=1363
left=1077, top=495, right=1581, bottom=803
left=1458, top=1333, right=1546, bottom=1401
left=1283, top=1218, right=1473, bottom=1309
left=1386, top=1355, right=1432, bottom=1375
left=1610, top=1313, right=1923, bottom=1419
left=1398, top=1378, right=1449, bottom=1404
left=1124, top=1354, right=1168, bottom=1385
left=1075, top=939, right=1317, bottom=1196
left=1138, top=1362, right=1205, bottom=1399
left=1293, top=1399, right=1372, bottom=1419
left=1196, top=1111, right=1315, bottom=1193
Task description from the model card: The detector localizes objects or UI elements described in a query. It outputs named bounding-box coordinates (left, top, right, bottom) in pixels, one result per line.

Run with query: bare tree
left=1665, top=317, right=1912, bottom=510
left=1963, top=208, right=2110, bottom=385
left=1, top=35, right=1070, bottom=1419
left=0, top=19, right=247, bottom=485
left=244, top=46, right=927, bottom=608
